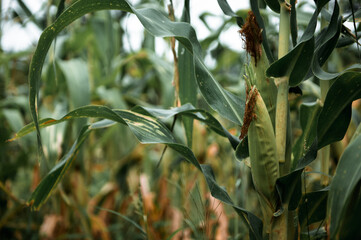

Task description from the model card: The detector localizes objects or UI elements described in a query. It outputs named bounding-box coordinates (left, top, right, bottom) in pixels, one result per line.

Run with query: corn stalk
left=241, top=1, right=292, bottom=238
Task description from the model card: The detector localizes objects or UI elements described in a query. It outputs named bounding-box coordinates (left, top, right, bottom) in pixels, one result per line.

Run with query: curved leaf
left=266, top=38, right=314, bottom=86
left=250, top=0, right=275, bottom=63
left=28, top=124, right=91, bottom=209
left=277, top=72, right=361, bottom=211
left=276, top=140, right=318, bottom=210
left=29, top=0, right=133, bottom=150
left=263, top=0, right=280, bottom=13
left=29, top=0, right=245, bottom=148
left=292, top=101, right=322, bottom=169
left=311, top=1, right=343, bottom=80
left=27, top=0, right=261, bottom=235
left=57, top=59, right=90, bottom=109
left=329, top=134, right=361, bottom=238
left=178, top=0, right=196, bottom=147
left=133, top=104, right=240, bottom=149
left=23, top=105, right=262, bottom=238
left=97, top=207, right=146, bottom=236
left=266, top=0, right=330, bottom=85
left=317, top=72, right=361, bottom=149
left=299, top=187, right=328, bottom=229
left=309, top=1, right=361, bottom=81
left=216, top=0, right=244, bottom=27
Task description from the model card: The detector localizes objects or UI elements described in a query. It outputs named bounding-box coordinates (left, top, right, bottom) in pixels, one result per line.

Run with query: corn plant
left=8, top=0, right=361, bottom=239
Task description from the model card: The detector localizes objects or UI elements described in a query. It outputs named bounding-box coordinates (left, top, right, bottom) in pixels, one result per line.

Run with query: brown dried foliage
left=239, top=11, right=263, bottom=66
left=239, top=87, right=258, bottom=140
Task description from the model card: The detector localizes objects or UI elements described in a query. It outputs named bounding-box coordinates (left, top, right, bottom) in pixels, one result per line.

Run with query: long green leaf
left=267, top=38, right=314, bottom=86
left=299, top=187, right=328, bottom=229
left=328, top=134, right=361, bottom=238
left=317, top=72, right=361, bottom=149
left=276, top=140, right=318, bottom=210
left=130, top=7, right=245, bottom=125
left=29, top=125, right=91, bottom=209
left=29, top=0, right=244, bottom=148
left=133, top=104, right=240, bottom=149
left=277, top=72, right=361, bottom=212
left=97, top=207, right=146, bottom=236
left=26, top=0, right=264, bottom=235
left=178, top=0, right=196, bottom=147
left=311, top=1, right=343, bottom=80
left=57, top=59, right=90, bottom=109
left=22, top=105, right=262, bottom=238
left=14, top=104, right=240, bottom=149
left=28, top=0, right=132, bottom=151
left=266, top=0, right=330, bottom=85
left=250, top=0, right=275, bottom=63
left=216, top=0, right=244, bottom=26
left=263, top=0, right=279, bottom=13
left=292, top=101, right=322, bottom=169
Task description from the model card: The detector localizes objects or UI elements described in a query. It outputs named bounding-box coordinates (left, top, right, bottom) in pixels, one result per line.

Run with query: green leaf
left=311, top=1, right=343, bottom=80
left=263, top=0, right=280, bottom=13
left=317, top=72, right=361, bottom=149
left=178, top=0, right=196, bottom=147
left=11, top=105, right=126, bottom=141
left=292, top=101, right=322, bottom=169
left=277, top=73, right=361, bottom=210
left=29, top=0, right=245, bottom=151
left=128, top=6, right=245, bottom=125
left=250, top=0, right=275, bottom=63
left=235, top=138, right=249, bottom=160
left=97, top=207, right=146, bottom=236
left=29, top=125, right=91, bottom=210
left=217, top=0, right=244, bottom=26
left=133, top=104, right=240, bottom=149
left=328, top=134, right=361, bottom=238
left=309, top=2, right=361, bottom=81
left=57, top=59, right=90, bottom=109
left=26, top=0, right=266, bottom=235
left=23, top=105, right=262, bottom=238
left=266, top=37, right=315, bottom=86
left=28, top=0, right=132, bottom=151
left=14, top=104, right=240, bottom=149
left=200, top=165, right=263, bottom=240
left=55, top=0, right=66, bottom=19
left=290, top=0, right=298, bottom=47
left=276, top=140, right=318, bottom=210
left=2, top=109, right=25, bottom=133
left=266, top=0, right=330, bottom=85
left=298, top=187, right=328, bottom=229
left=336, top=30, right=361, bottom=48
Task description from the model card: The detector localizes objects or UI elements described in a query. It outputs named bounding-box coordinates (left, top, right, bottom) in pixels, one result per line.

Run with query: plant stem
left=273, top=3, right=291, bottom=240
left=271, top=210, right=288, bottom=240
left=276, top=3, right=291, bottom=166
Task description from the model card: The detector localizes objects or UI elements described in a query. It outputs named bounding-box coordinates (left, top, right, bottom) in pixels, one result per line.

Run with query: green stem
left=273, top=3, right=291, bottom=240
left=276, top=3, right=290, bottom=166
left=271, top=210, right=288, bottom=240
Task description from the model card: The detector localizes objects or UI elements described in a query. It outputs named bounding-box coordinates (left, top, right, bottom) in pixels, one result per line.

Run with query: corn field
left=1, top=0, right=361, bottom=239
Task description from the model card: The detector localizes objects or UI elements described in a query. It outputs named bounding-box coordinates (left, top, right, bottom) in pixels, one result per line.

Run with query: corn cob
left=247, top=86, right=279, bottom=232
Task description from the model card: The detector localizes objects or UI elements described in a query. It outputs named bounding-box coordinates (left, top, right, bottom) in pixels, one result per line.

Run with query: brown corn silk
left=239, top=11, right=263, bottom=66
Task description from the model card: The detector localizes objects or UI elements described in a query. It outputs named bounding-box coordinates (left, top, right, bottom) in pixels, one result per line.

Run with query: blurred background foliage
left=1, top=0, right=361, bottom=239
